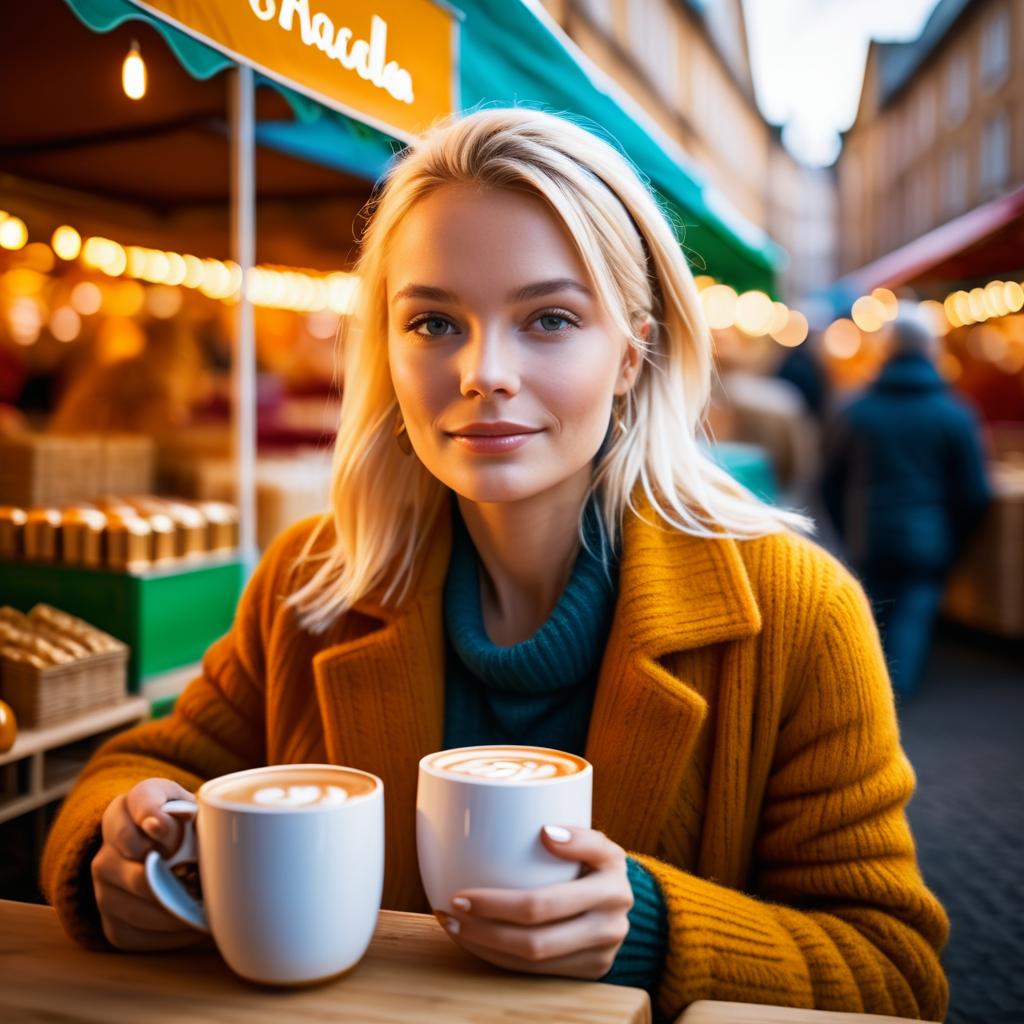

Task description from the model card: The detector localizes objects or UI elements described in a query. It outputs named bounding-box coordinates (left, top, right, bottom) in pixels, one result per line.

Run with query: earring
left=394, top=410, right=413, bottom=455
left=611, top=396, right=630, bottom=436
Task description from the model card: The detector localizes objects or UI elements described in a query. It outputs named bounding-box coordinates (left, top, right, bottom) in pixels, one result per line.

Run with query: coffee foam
left=426, top=746, right=587, bottom=783
left=208, top=767, right=376, bottom=810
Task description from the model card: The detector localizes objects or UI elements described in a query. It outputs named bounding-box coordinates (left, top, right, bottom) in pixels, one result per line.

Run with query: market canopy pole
left=230, top=64, right=257, bottom=570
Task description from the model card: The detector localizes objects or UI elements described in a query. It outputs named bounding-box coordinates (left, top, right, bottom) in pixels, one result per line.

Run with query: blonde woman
left=42, top=108, right=947, bottom=1021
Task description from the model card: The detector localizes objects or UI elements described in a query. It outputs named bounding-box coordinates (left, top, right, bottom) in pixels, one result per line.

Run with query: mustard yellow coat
left=42, top=498, right=948, bottom=1020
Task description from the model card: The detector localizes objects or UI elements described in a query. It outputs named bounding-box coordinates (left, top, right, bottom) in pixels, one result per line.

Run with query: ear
left=614, top=321, right=648, bottom=396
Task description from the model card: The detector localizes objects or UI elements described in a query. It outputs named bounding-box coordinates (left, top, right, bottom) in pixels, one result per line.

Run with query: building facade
left=838, top=0, right=1024, bottom=276
left=539, top=0, right=835, bottom=304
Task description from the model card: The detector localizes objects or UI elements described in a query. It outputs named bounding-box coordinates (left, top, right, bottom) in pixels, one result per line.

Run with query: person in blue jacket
left=822, top=306, right=992, bottom=697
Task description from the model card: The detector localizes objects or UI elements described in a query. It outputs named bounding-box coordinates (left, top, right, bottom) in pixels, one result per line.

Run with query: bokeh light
left=823, top=318, right=862, bottom=359
left=52, top=226, right=82, bottom=261
left=700, top=284, right=739, bottom=330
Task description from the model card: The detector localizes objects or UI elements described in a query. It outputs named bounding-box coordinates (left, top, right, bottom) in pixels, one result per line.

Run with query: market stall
left=0, top=0, right=790, bottom=838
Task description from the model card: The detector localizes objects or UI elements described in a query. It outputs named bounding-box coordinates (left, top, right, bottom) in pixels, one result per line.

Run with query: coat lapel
left=585, top=502, right=762, bottom=853
left=311, top=504, right=451, bottom=912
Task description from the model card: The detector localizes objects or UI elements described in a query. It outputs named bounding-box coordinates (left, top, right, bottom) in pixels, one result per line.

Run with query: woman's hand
left=437, top=825, right=633, bottom=980
left=91, top=777, right=209, bottom=952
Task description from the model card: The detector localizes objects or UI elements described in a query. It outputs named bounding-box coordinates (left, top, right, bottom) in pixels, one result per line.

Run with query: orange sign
left=130, top=0, right=459, bottom=140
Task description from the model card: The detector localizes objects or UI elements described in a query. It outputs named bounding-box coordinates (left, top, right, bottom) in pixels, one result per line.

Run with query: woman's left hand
left=437, top=825, right=634, bottom=979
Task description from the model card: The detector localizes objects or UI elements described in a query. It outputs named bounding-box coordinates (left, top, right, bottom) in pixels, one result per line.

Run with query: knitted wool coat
left=41, top=495, right=948, bottom=1021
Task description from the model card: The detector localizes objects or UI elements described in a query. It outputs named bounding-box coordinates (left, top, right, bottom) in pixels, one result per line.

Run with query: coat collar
left=311, top=491, right=761, bottom=909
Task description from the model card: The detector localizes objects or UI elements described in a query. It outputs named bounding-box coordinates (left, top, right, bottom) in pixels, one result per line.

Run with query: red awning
left=841, top=184, right=1024, bottom=294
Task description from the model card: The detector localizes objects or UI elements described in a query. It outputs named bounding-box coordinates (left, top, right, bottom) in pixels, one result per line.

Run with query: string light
left=823, top=318, right=861, bottom=359
left=0, top=216, right=28, bottom=251
left=122, top=41, right=147, bottom=100
left=51, top=226, right=82, bottom=261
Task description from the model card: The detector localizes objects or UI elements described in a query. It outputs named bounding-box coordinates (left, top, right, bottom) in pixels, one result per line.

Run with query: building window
left=916, top=88, right=935, bottom=151
left=981, top=112, right=1011, bottom=190
left=578, top=0, right=614, bottom=37
left=980, top=5, right=1011, bottom=88
left=945, top=52, right=970, bottom=125
left=627, top=0, right=677, bottom=103
left=945, top=146, right=968, bottom=212
left=910, top=173, right=931, bottom=235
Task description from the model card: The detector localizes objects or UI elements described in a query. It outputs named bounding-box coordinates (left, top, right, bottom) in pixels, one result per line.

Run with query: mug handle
left=143, top=799, right=210, bottom=934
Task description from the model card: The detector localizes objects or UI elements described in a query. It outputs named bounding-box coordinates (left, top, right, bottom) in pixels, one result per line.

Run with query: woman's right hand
left=91, top=777, right=207, bottom=951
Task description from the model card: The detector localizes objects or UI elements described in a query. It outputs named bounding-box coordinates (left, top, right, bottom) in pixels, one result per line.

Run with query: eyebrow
left=391, top=278, right=593, bottom=305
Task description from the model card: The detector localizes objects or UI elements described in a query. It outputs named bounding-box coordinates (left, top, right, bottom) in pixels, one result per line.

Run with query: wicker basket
left=0, top=646, right=128, bottom=728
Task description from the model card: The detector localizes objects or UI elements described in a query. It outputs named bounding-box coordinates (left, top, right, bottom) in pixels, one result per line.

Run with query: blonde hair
left=290, top=107, right=811, bottom=632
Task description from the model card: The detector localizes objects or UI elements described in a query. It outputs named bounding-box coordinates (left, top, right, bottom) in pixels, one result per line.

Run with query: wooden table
left=0, top=899, right=650, bottom=1023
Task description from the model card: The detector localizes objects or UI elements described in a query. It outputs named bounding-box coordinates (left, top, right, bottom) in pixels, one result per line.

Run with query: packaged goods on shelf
left=0, top=497, right=239, bottom=569
left=0, top=433, right=154, bottom=508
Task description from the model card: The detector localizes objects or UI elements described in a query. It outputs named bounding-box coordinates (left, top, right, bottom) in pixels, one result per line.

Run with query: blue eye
left=538, top=314, right=569, bottom=331
left=410, top=316, right=455, bottom=337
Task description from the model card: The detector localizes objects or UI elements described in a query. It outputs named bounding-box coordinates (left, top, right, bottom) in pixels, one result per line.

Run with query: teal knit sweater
left=442, top=497, right=667, bottom=998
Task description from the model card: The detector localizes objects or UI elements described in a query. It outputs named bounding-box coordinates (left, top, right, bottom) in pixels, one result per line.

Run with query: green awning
left=62, top=0, right=784, bottom=293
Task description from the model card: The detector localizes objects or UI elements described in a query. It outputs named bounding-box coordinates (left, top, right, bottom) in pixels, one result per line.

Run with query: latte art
left=426, top=746, right=588, bottom=783
left=252, top=784, right=349, bottom=808
left=209, top=766, right=377, bottom=809
left=447, top=757, right=558, bottom=781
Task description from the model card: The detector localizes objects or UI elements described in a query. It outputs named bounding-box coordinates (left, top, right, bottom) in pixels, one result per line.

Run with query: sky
left=742, top=0, right=944, bottom=166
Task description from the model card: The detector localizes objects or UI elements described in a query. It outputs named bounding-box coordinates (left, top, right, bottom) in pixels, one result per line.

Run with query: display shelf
left=0, top=698, right=149, bottom=825
left=0, top=557, right=243, bottom=688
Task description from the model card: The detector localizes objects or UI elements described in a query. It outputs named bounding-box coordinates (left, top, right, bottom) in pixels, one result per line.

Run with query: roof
left=833, top=183, right=1024, bottom=300
left=873, top=0, right=974, bottom=109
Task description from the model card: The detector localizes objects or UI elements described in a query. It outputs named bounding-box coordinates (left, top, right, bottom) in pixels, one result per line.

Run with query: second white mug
left=416, top=745, right=593, bottom=913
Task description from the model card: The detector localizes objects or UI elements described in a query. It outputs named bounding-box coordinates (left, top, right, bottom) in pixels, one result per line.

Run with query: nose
left=458, top=324, right=520, bottom=399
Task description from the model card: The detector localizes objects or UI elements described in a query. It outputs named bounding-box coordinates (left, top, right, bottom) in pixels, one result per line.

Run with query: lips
left=446, top=422, right=541, bottom=437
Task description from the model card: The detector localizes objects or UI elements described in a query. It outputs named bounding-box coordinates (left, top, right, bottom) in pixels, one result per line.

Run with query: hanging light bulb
left=122, top=40, right=147, bottom=100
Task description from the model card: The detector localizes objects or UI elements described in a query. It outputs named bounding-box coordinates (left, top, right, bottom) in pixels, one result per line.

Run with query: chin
left=433, top=464, right=558, bottom=506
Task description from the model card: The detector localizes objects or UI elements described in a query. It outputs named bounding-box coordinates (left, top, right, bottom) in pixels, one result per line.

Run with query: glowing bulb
left=735, top=290, right=775, bottom=336
left=1003, top=281, right=1024, bottom=314
left=823, top=318, right=862, bottom=359
left=984, top=280, right=1009, bottom=318
left=771, top=310, right=809, bottom=348
left=52, top=225, right=82, bottom=261
left=851, top=295, right=886, bottom=333
left=870, top=288, right=899, bottom=321
left=122, top=41, right=147, bottom=100
left=0, top=216, right=28, bottom=251
left=700, top=285, right=739, bottom=330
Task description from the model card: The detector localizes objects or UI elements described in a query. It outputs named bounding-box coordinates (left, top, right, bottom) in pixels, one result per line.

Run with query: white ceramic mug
left=416, top=745, right=592, bottom=912
left=144, top=763, right=384, bottom=986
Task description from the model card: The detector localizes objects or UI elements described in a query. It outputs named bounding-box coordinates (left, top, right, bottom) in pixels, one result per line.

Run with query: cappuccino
left=208, top=767, right=377, bottom=810
left=425, top=745, right=587, bottom=783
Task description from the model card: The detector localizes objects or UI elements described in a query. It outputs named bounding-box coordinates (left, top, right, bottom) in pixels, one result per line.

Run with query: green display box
left=0, top=557, right=244, bottom=691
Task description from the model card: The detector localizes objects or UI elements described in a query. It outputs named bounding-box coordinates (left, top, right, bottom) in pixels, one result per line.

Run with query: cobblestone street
left=899, top=623, right=1024, bottom=1024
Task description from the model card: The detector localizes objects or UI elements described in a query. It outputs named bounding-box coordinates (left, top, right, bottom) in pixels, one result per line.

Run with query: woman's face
left=386, top=184, right=641, bottom=505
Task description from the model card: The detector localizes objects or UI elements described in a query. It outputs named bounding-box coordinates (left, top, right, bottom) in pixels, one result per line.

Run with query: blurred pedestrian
left=775, top=329, right=829, bottom=421
left=822, top=304, right=992, bottom=697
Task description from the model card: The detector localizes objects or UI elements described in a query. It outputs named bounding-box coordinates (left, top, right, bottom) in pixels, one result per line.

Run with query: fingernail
left=443, top=915, right=461, bottom=934
left=452, top=896, right=471, bottom=912
left=543, top=824, right=572, bottom=843
left=141, top=816, right=163, bottom=838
